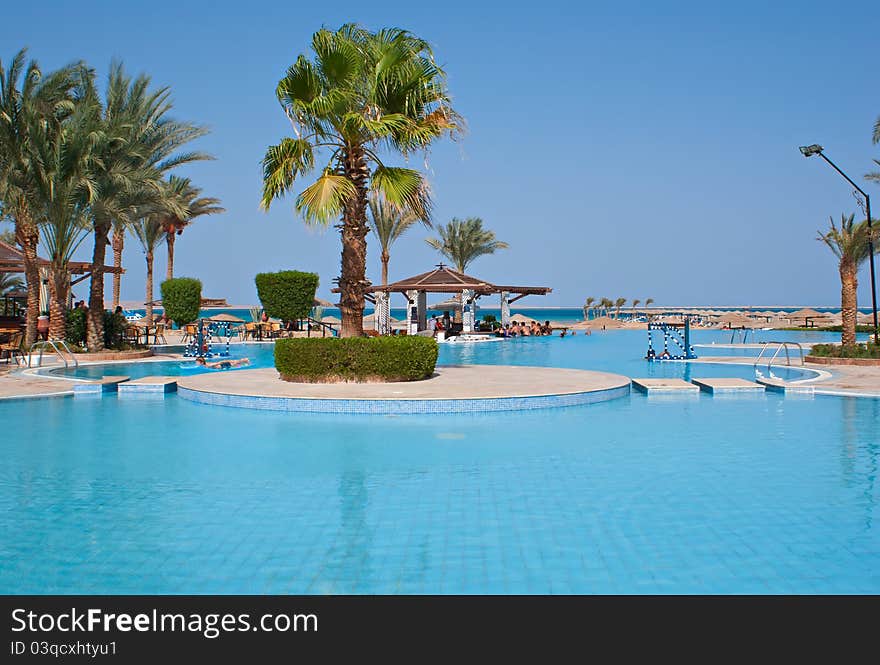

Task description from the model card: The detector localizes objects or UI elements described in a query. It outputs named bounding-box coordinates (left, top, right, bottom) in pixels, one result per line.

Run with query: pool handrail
left=753, top=341, right=804, bottom=374
left=27, top=340, right=79, bottom=369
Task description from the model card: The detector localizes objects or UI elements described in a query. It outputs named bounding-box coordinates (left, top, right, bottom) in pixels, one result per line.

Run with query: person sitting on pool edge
left=196, top=356, right=250, bottom=370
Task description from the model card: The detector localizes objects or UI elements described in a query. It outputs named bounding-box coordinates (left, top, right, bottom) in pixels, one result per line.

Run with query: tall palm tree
left=0, top=49, right=79, bottom=345
left=645, top=297, right=654, bottom=319
left=599, top=297, right=613, bottom=317
left=369, top=193, right=427, bottom=285
left=426, top=217, right=508, bottom=273
left=30, top=88, right=95, bottom=340
left=261, top=25, right=461, bottom=337
left=583, top=296, right=595, bottom=320
left=110, top=219, right=126, bottom=309
left=631, top=298, right=641, bottom=318
left=162, top=175, right=224, bottom=281
left=84, top=63, right=211, bottom=351
left=817, top=213, right=880, bottom=346
left=130, top=213, right=165, bottom=324
left=614, top=297, right=627, bottom=319
left=866, top=116, right=880, bottom=185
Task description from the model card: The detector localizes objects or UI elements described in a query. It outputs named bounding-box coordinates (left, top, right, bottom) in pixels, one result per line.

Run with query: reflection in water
left=840, top=398, right=879, bottom=532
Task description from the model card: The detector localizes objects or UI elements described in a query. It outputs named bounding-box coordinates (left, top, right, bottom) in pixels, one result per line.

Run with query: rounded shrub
left=275, top=336, right=438, bottom=383
left=255, top=270, right=320, bottom=322
left=160, top=277, right=202, bottom=326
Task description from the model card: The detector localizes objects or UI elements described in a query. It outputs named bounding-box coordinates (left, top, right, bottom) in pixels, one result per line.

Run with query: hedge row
left=810, top=342, right=880, bottom=359
left=275, top=336, right=438, bottom=383
left=65, top=309, right=128, bottom=349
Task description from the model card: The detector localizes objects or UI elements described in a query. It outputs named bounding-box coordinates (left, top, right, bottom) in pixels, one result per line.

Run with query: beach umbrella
left=320, top=315, right=342, bottom=324
left=716, top=312, right=757, bottom=328
left=209, top=313, right=245, bottom=322
left=429, top=298, right=462, bottom=311
left=509, top=313, right=539, bottom=324
left=787, top=307, right=825, bottom=327
left=575, top=315, right=623, bottom=329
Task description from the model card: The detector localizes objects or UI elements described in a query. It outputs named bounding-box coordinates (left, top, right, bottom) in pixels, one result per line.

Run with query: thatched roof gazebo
left=337, top=264, right=551, bottom=335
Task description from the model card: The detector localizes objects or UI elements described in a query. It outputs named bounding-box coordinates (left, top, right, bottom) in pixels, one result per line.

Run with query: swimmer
left=196, top=356, right=250, bottom=370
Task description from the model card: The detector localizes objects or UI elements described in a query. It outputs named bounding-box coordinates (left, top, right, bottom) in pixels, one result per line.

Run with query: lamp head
left=799, top=144, right=823, bottom=157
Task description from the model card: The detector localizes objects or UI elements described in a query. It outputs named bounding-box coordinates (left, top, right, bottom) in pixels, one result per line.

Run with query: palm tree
left=110, top=219, right=126, bottom=309
left=84, top=63, right=211, bottom=351
left=599, top=297, right=613, bottom=317
left=817, top=213, right=880, bottom=346
left=614, top=297, right=627, bottom=319
left=162, top=175, right=224, bottom=281
left=0, top=49, right=79, bottom=345
left=645, top=297, right=654, bottom=319
left=583, top=296, right=595, bottom=320
left=866, top=116, right=880, bottom=185
left=631, top=298, right=641, bottom=318
left=30, top=88, right=95, bottom=340
left=130, top=213, right=165, bottom=324
left=426, top=217, right=508, bottom=273
left=261, top=25, right=461, bottom=337
left=369, top=193, right=426, bottom=285
left=0, top=273, right=23, bottom=294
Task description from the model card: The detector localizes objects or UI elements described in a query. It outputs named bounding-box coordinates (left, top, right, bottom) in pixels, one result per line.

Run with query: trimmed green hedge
left=255, top=270, right=319, bottom=322
left=275, top=336, right=438, bottom=383
left=161, top=277, right=202, bottom=326
left=810, top=343, right=880, bottom=359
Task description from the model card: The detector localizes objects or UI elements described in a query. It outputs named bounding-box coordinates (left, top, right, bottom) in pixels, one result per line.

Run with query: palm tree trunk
left=840, top=261, right=858, bottom=346
left=86, top=219, right=111, bottom=351
left=166, top=232, right=175, bottom=281
left=48, top=267, right=69, bottom=341
left=111, top=226, right=124, bottom=309
left=339, top=146, right=369, bottom=338
left=16, top=214, right=40, bottom=347
left=145, top=250, right=154, bottom=323
left=381, top=250, right=389, bottom=286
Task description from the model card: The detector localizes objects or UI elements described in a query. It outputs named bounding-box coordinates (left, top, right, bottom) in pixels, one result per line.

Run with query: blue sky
left=3, top=0, right=879, bottom=307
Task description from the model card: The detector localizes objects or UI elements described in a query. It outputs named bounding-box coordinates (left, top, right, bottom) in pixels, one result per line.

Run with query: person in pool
left=196, top=356, right=250, bottom=370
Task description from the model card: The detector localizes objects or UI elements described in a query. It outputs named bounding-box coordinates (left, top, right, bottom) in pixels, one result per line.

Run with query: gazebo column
left=374, top=291, right=390, bottom=335
left=417, top=291, right=427, bottom=331
left=462, top=289, right=475, bottom=333
left=500, top=291, right=510, bottom=326
left=406, top=290, right=420, bottom=335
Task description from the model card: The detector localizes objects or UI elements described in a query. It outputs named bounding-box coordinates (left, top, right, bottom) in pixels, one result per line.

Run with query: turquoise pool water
left=3, top=329, right=879, bottom=593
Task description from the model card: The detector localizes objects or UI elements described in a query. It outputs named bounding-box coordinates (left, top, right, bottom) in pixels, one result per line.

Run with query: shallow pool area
left=3, top=328, right=878, bottom=594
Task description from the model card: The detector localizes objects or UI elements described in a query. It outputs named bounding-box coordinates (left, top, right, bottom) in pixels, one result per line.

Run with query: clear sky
left=3, top=0, right=879, bottom=307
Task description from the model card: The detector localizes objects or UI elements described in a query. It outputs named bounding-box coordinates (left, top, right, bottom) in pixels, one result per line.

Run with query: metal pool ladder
left=753, top=341, right=804, bottom=375
left=27, top=340, right=79, bottom=369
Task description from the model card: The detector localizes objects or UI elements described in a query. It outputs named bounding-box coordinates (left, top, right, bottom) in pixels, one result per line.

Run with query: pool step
left=691, top=378, right=765, bottom=394
left=755, top=376, right=815, bottom=396
left=73, top=376, right=130, bottom=397
left=632, top=378, right=700, bottom=394
left=117, top=376, right=178, bottom=398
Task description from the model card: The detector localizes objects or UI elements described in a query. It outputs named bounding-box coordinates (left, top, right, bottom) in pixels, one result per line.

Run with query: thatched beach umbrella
left=320, top=315, right=342, bottom=324
left=209, top=313, right=245, bottom=322
left=577, top=315, right=623, bottom=329
left=787, top=308, right=825, bottom=327
left=509, top=313, right=539, bottom=324
left=716, top=312, right=757, bottom=328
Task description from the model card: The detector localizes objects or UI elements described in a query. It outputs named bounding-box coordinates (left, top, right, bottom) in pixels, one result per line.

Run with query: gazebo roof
left=0, top=240, right=123, bottom=275
left=340, top=264, right=551, bottom=298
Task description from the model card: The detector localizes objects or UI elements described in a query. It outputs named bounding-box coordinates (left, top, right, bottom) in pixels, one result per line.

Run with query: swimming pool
left=3, top=329, right=878, bottom=593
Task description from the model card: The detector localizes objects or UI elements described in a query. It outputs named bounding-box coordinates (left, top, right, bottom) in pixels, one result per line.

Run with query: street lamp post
left=799, top=144, right=879, bottom=345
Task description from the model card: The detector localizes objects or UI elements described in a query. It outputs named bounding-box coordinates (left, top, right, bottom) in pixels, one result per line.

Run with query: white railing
left=27, top=340, right=79, bottom=369
left=753, top=341, right=804, bottom=375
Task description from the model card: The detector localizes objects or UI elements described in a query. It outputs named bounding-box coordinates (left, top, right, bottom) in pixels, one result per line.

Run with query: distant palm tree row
left=0, top=48, right=222, bottom=348
left=583, top=296, right=654, bottom=320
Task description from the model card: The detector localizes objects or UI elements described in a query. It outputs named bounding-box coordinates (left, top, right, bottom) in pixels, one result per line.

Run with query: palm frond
left=295, top=172, right=357, bottom=226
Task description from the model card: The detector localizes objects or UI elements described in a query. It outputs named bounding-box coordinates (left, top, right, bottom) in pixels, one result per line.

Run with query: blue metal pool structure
left=2, top=329, right=878, bottom=594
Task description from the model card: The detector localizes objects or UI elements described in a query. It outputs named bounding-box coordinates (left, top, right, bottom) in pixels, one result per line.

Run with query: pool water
left=3, top=330, right=879, bottom=594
